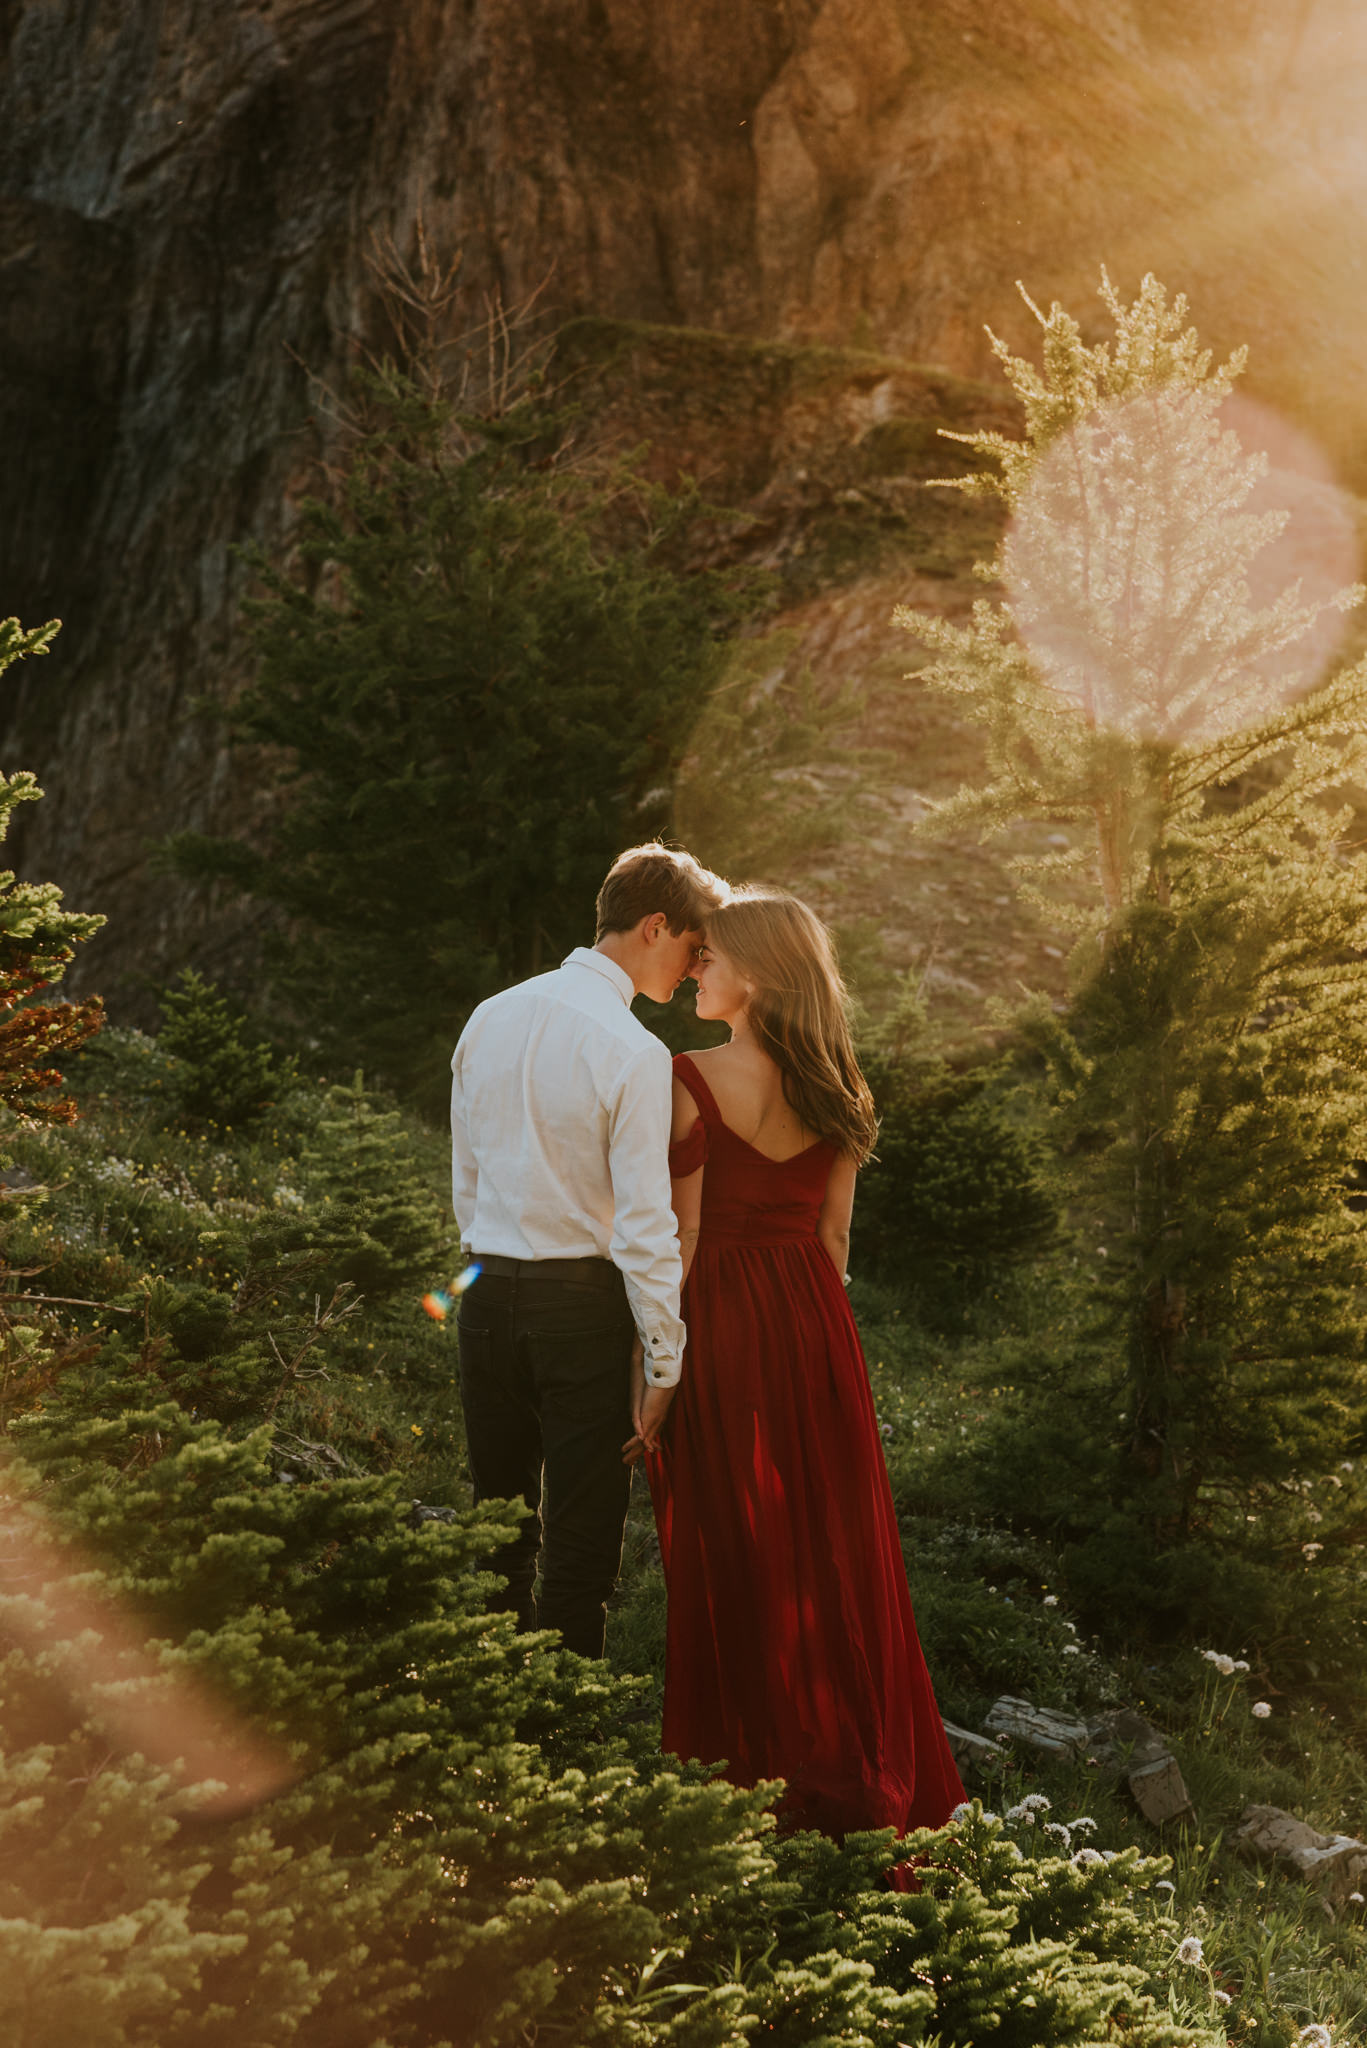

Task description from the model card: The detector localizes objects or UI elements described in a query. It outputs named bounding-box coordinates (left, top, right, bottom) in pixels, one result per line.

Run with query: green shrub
left=855, top=1053, right=1055, bottom=1319
left=156, top=969, right=292, bottom=1129
left=0, top=1357, right=1229, bottom=2048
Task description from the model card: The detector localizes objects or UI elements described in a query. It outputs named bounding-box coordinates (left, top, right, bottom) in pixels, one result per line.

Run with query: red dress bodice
left=666, top=1053, right=835, bottom=1247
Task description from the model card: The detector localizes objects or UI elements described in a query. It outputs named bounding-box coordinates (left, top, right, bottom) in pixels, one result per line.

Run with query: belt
left=471, top=1253, right=616, bottom=1280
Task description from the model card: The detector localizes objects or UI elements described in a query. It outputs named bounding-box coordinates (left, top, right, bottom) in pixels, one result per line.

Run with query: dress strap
left=669, top=1053, right=716, bottom=1178
left=667, top=1118, right=707, bottom=1178
left=672, top=1052, right=723, bottom=1125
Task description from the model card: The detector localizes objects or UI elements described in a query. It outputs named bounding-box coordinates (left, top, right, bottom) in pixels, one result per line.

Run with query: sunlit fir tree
left=898, top=274, right=1367, bottom=1616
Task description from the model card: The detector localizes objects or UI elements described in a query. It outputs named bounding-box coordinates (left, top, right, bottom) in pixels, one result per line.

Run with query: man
left=450, top=842, right=728, bottom=1660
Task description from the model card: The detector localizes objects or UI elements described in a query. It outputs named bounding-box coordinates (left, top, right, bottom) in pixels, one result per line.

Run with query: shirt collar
left=564, top=945, right=635, bottom=1007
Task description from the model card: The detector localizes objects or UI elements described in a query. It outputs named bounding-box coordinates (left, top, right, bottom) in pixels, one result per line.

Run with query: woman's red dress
left=647, top=1053, right=964, bottom=1839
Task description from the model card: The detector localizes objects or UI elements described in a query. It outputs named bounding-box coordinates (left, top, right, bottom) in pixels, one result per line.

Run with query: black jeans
left=457, top=1258, right=635, bottom=1660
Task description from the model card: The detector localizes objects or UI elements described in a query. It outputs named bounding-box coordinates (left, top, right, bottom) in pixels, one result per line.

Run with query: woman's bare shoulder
left=683, top=1042, right=732, bottom=1066
left=684, top=1042, right=752, bottom=1094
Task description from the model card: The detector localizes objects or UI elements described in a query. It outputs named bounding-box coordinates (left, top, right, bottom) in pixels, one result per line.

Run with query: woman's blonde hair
left=706, top=888, right=878, bottom=1163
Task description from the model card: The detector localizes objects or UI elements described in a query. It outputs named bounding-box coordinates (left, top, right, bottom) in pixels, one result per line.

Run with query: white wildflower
left=1302, top=1542, right=1324, bottom=1560
left=1252, top=1701, right=1272, bottom=1719
left=1233, top=1660, right=1250, bottom=1673
left=950, top=1802, right=973, bottom=1821
left=1070, top=1815, right=1098, bottom=1836
left=1156, top=1879, right=1176, bottom=1893
left=1043, top=1593, right=1059, bottom=1606
left=1341, top=1461, right=1355, bottom=1472
left=1063, top=1619, right=1078, bottom=1632
left=1176, top=1935, right=1204, bottom=1967
left=1062, top=1643, right=1081, bottom=1655
left=1019, top=1793, right=1052, bottom=1812
left=1214, top=1989, right=1232, bottom=2006
left=1072, top=1846, right=1106, bottom=1868
left=1044, top=1821, right=1072, bottom=1847
left=1298, top=2027, right=1332, bottom=2048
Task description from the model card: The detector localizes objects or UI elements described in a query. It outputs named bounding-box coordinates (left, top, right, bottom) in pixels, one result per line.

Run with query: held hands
left=622, top=1336, right=675, bottom=1466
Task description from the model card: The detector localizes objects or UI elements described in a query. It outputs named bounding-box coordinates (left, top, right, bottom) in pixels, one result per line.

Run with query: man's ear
left=641, top=912, right=668, bottom=946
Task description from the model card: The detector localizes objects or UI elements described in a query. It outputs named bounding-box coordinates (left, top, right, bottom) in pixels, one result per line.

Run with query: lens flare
left=1004, top=389, right=1361, bottom=744
left=421, top=1261, right=482, bottom=1320
left=0, top=1461, right=294, bottom=1818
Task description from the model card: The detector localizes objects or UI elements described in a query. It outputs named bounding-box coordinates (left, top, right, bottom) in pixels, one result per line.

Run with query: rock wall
left=0, top=0, right=1362, bottom=1000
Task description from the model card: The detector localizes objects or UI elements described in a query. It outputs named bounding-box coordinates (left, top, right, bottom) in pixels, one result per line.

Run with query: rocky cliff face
left=0, top=0, right=1362, bottom=1003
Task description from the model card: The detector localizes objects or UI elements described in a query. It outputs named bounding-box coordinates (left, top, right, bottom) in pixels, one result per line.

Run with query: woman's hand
left=623, top=1337, right=647, bottom=1465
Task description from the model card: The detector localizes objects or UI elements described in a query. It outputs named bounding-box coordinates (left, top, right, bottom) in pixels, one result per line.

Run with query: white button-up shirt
left=450, top=947, right=685, bottom=1385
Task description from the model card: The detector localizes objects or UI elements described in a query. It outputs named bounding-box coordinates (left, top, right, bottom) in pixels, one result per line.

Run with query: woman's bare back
left=683, top=1040, right=819, bottom=1163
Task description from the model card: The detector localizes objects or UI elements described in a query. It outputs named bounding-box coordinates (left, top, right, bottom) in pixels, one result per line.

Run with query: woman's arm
left=817, top=1151, right=857, bottom=1281
left=672, top=1166, right=703, bottom=1288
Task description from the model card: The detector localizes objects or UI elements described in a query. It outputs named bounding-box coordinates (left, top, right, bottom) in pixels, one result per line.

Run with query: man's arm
left=605, top=1040, right=685, bottom=1390
left=669, top=1073, right=705, bottom=1289
left=449, top=1037, right=479, bottom=1250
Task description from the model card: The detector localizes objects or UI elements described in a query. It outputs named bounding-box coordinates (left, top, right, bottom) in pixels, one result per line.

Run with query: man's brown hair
left=595, top=843, right=728, bottom=939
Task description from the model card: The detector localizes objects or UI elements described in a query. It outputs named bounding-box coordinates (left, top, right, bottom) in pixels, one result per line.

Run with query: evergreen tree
left=156, top=968, right=292, bottom=1129
left=0, top=618, right=104, bottom=1124
left=896, top=275, right=1367, bottom=1596
left=164, top=365, right=744, bottom=1111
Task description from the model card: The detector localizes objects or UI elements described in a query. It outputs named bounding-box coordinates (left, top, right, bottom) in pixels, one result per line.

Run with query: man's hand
left=622, top=1337, right=647, bottom=1465
left=622, top=1340, right=675, bottom=1464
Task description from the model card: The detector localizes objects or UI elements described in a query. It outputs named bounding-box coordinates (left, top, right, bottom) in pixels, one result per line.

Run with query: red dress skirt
left=647, top=1054, right=964, bottom=1839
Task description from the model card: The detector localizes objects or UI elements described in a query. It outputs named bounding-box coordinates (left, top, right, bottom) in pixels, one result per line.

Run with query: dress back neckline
left=674, top=1053, right=828, bottom=1166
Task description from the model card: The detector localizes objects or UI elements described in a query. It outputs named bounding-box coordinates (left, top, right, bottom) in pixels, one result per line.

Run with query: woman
left=642, top=887, right=964, bottom=1840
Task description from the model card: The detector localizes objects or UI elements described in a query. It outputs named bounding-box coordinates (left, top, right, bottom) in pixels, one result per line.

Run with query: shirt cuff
left=641, top=1328, right=681, bottom=1388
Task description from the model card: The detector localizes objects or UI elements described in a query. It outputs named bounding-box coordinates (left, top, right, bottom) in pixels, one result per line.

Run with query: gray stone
left=983, top=1696, right=1090, bottom=1760
left=1236, top=1804, right=1367, bottom=1906
left=1128, top=1754, right=1194, bottom=1826
left=1087, top=1709, right=1172, bottom=1771
left=942, top=1719, right=1001, bottom=1772
left=1085, top=1707, right=1193, bottom=1823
